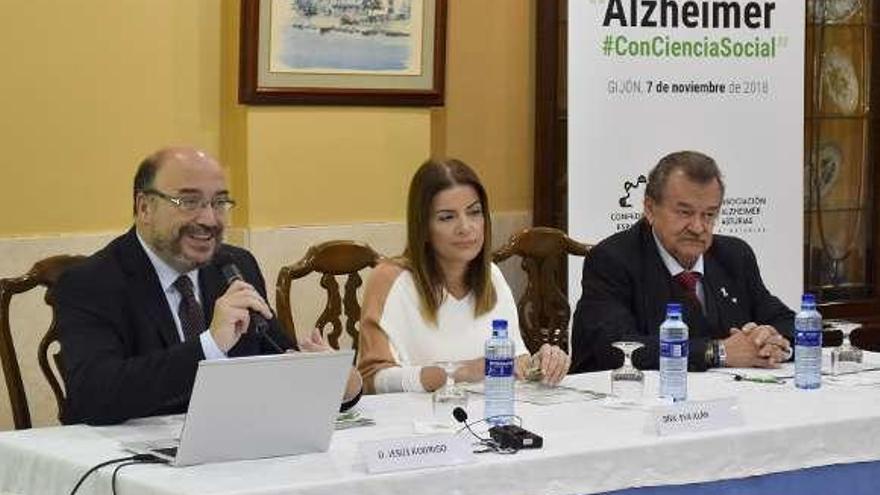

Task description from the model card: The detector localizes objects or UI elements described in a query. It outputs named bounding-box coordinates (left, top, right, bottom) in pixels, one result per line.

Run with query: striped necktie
left=173, top=275, right=205, bottom=341
left=674, top=271, right=702, bottom=307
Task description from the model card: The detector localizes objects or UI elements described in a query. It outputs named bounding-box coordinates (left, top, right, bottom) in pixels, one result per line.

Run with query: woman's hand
left=452, top=358, right=485, bottom=383
left=529, top=344, right=571, bottom=386
left=420, top=366, right=447, bottom=392
left=295, top=329, right=362, bottom=401
left=514, top=354, right=531, bottom=380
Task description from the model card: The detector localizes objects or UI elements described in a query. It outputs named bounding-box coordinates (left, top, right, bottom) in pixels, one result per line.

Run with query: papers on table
left=824, top=367, right=880, bottom=387
left=708, top=369, right=791, bottom=384
left=709, top=366, right=794, bottom=381
left=601, top=396, right=672, bottom=412
left=708, top=362, right=880, bottom=387
left=463, top=381, right=608, bottom=406
left=335, top=409, right=375, bottom=430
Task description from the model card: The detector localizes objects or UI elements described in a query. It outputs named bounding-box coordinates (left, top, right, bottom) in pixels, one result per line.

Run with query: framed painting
left=239, top=0, right=447, bottom=106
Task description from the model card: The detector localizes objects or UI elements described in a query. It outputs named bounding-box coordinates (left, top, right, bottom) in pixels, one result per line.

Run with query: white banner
left=568, top=0, right=804, bottom=308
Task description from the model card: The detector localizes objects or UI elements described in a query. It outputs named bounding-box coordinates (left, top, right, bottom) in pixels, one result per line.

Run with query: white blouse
left=373, top=264, right=528, bottom=393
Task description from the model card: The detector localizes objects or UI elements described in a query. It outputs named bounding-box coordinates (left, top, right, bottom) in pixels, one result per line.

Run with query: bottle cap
left=666, top=303, right=683, bottom=316
left=491, top=319, right=508, bottom=338
left=801, top=293, right=816, bottom=307
left=492, top=319, right=508, bottom=330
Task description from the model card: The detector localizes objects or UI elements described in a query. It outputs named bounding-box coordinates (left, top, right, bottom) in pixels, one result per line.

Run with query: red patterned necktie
left=674, top=271, right=702, bottom=306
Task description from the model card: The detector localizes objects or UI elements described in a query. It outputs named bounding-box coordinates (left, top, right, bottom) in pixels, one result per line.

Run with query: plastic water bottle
left=485, top=319, right=515, bottom=425
left=795, top=293, right=822, bottom=390
left=659, top=303, right=688, bottom=402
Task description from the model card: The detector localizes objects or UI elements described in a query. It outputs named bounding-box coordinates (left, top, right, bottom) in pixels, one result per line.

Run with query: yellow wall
left=220, top=0, right=251, bottom=228
left=440, top=0, right=535, bottom=213
left=0, top=0, right=533, bottom=237
left=0, top=0, right=221, bottom=236
left=244, top=108, right=431, bottom=227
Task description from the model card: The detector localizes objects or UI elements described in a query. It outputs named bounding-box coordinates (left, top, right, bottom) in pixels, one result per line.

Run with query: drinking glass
left=830, top=321, right=863, bottom=375
left=610, top=342, right=645, bottom=403
left=431, top=361, right=469, bottom=428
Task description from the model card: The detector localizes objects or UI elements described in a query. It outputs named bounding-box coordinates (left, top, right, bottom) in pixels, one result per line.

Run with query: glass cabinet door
left=805, top=1, right=878, bottom=312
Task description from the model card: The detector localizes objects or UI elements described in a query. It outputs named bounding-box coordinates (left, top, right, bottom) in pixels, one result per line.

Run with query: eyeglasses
left=142, top=189, right=236, bottom=213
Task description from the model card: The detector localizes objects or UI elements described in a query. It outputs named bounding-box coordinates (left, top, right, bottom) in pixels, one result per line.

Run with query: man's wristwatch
left=705, top=340, right=727, bottom=368
left=716, top=340, right=727, bottom=367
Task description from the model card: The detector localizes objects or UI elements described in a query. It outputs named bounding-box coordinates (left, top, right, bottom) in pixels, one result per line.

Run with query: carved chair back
left=493, top=227, right=590, bottom=354
left=276, top=241, right=382, bottom=356
left=0, top=255, right=87, bottom=429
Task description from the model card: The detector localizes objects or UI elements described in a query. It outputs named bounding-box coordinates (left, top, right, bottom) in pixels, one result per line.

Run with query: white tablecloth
left=2, top=353, right=880, bottom=495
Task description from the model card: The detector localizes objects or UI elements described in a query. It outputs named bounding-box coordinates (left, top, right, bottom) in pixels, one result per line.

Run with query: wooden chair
left=493, top=227, right=591, bottom=354
left=852, top=325, right=880, bottom=352
left=0, top=255, right=87, bottom=430
left=276, top=241, right=382, bottom=356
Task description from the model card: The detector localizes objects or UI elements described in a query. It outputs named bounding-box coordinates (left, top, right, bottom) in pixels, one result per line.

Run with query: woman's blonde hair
left=404, top=158, right=496, bottom=322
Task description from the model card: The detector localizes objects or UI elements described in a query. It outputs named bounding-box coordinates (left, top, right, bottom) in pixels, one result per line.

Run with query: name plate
left=360, top=434, right=475, bottom=474
left=650, top=397, right=744, bottom=436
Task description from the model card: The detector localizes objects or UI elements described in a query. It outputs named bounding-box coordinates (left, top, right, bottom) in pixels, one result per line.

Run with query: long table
left=2, top=356, right=880, bottom=495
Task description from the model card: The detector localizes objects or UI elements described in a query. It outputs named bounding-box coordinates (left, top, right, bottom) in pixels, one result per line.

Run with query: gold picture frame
left=239, top=0, right=447, bottom=106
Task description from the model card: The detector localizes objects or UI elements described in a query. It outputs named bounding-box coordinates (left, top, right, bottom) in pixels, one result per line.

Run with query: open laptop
left=123, top=350, right=354, bottom=466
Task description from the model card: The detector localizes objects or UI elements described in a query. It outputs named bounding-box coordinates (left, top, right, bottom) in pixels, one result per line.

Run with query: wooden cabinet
left=805, top=1, right=880, bottom=323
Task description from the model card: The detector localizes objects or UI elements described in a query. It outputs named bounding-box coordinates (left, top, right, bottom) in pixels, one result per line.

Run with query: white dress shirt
left=136, top=232, right=226, bottom=360
left=652, top=230, right=706, bottom=311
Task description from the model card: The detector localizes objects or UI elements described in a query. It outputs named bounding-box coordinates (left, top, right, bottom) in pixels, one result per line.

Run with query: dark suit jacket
left=56, top=227, right=295, bottom=425
left=571, top=219, right=794, bottom=373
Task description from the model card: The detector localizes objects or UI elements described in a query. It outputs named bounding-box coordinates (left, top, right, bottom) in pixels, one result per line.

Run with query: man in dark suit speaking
left=57, top=146, right=361, bottom=425
left=571, top=151, right=794, bottom=373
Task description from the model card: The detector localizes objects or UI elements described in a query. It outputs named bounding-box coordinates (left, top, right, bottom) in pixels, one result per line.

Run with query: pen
left=733, top=374, right=785, bottom=384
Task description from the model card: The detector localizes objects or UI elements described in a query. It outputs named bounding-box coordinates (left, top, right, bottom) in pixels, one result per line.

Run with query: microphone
left=452, top=407, right=509, bottom=454
left=215, top=254, right=284, bottom=353
left=453, top=407, right=541, bottom=452
left=452, top=407, right=490, bottom=445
